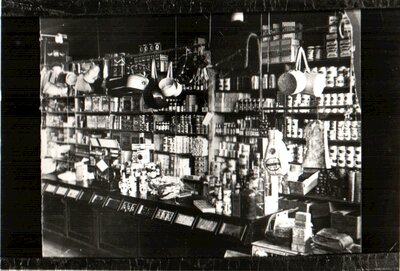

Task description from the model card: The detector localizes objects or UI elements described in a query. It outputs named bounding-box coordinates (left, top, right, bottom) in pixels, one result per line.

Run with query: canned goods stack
left=217, top=142, right=237, bottom=159
left=285, top=117, right=304, bottom=139
left=326, top=15, right=339, bottom=59
left=306, top=45, right=323, bottom=61
left=317, top=93, right=354, bottom=113
left=215, top=93, right=251, bottom=112
left=339, top=14, right=352, bottom=57
left=218, top=75, right=259, bottom=91
left=162, top=135, right=195, bottom=154
left=138, top=42, right=162, bottom=54
left=287, top=94, right=313, bottom=113
left=262, top=74, right=276, bottom=90
left=233, top=98, right=277, bottom=113
left=194, top=157, right=208, bottom=176
left=286, top=143, right=305, bottom=164
left=329, top=145, right=361, bottom=169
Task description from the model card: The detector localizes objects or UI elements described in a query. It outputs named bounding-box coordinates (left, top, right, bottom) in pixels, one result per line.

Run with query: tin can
left=326, top=75, right=335, bottom=88
left=297, top=128, right=303, bottom=138
left=318, top=66, right=327, bottom=76
left=330, top=145, right=338, bottom=157
left=139, top=45, right=144, bottom=53
left=143, top=44, right=148, bottom=53
left=262, top=74, right=268, bottom=90
left=154, top=42, right=161, bottom=51
left=224, top=78, right=231, bottom=91
left=346, top=156, right=355, bottom=168
left=251, top=75, right=259, bottom=90
left=218, top=78, right=224, bottom=91
left=351, top=127, right=359, bottom=140
left=336, top=72, right=345, bottom=87
left=327, top=66, right=338, bottom=77
left=337, top=158, right=346, bottom=168
left=148, top=43, right=154, bottom=52
left=314, top=46, right=322, bottom=60
left=344, top=93, right=354, bottom=105
left=307, top=46, right=314, bottom=61
left=269, top=74, right=276, bottom=89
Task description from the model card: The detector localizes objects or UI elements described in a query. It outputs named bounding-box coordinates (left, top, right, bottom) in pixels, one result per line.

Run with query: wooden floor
left=42, top=230, right=113, bottom=257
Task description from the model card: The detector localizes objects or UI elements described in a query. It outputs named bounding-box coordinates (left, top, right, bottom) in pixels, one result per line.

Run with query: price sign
left=66, top=189, right=81, bottom=199
left=55, top=186, right=68, bottom=196
left=90, top=194, right=106, bottom=206
left=78, top=191, right=93, bottom=202
left=136, top=205, right=155, bottom=218
left=218, top=222, right=244, bottom=239
left=44, top=184, right=57, bottom=193
left=104, top=198, right=121, bottom=210
left=195, top=218, right=218, bottom=232
left=154, top=209, right=175, bottom=222
left=174, top=213, right=195, bottom=227
left=119, top=201, right=137, bottom=213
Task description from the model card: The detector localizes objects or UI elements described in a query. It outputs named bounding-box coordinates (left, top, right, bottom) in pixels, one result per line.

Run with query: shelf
left=286, top=137, right=361, bottom=146
left=154, top=131, right=208, bottom=137
left=75, top=152, right=89, bottom=157
left=214, top=111, right=261, bottom=116
left=75, top=127, right=109, bottom=131
left=53, top=158, right=74, bottom=163
left=215, top=155, right=237, bottom=159
left=76, top=143, right=90, bottom=147
left=45, top=126, right=75, bottom=129
left=215, top=134, right=263, bottom=138
left=75, top=111, right=110, bottom=115
left=75, top=94, right=109, bottom=99
left=264, top=56, right=351, bottom=67
left=279, top=192, right=360, bottom=206
left=153, top=111, right=207, bottom=115
left=180, top=90, right=208, bottom=95
left=42, top=96, right=75, bottom=100
left=322, top=87, right=353, bottom=93
left=50, top=140, right=75, bottom=145
left=284, top=111, right=361, bottom=120
left=44, top=111, right=75, bottom=115
left=110, top=111, right=151, bottom=115
left=154, top=150, right=192, bottom=157
left=216, top=90, right=260, bottom=94
left=110, top=129, right=153, bottom=133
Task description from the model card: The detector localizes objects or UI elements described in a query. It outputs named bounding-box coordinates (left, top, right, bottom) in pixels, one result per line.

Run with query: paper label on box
left=96, top=159, right=108, bottom=172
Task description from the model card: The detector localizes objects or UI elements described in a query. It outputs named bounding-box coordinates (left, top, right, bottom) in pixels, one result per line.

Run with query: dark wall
left=41, top=16, right=176, bottom=60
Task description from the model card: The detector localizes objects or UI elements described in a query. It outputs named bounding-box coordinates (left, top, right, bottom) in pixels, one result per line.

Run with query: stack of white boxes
left=291, top=211, right=313, bottom=253
left=326, top=16, right=339, bottom=59
left=339, top=15, right=352, bottom=57
left=261, top=22, right=302, bottom=64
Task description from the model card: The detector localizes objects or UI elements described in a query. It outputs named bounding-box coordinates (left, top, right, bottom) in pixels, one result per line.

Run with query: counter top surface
left=42, top=173, right=269, bottom=224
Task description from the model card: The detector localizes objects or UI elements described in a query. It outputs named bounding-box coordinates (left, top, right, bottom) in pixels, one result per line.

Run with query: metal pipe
left=244, top=32, right=261, bottom=69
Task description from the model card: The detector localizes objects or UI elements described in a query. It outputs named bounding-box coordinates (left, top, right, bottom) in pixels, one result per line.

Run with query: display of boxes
left=215, top=93, right=251, bottom=112
left=262, top=39, right=300, bottom=64
left=291, top=211, right=313, bottom=253
left=330, top=210, right=361, bottom=240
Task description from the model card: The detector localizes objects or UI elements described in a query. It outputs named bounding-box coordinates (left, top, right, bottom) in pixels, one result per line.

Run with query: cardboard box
left=252, top=240, right=299, bottom=256
left=278, top=197, right=314, bottom=213
left=288, top=170, right=319, bottom=195
left=330, top=210, right=361, bottom=240
left=282, top=32, right=302, bottom=40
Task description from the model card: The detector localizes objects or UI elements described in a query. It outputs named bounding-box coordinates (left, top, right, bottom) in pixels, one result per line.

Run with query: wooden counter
left=42, top=174, right=269, bottom=257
